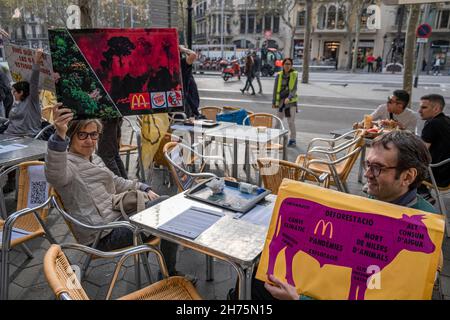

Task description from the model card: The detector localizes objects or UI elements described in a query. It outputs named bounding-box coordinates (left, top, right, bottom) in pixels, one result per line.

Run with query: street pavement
left=3, top=72, right=450, bottom=300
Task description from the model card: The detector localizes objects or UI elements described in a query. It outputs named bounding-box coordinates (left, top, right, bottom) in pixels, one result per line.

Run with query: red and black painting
left=49, top=28, right=183, bottom=119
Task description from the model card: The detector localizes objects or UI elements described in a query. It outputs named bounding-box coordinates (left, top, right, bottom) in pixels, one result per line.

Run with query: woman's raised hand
left=53, top=103, right=74, bottom=140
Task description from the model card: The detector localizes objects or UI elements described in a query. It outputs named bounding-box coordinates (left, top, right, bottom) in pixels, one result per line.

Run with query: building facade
left=194, top=0, right=450, bottom=71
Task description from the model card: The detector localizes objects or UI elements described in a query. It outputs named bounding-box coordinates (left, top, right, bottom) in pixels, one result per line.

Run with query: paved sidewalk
left=2, top=129, right=449, bottom=300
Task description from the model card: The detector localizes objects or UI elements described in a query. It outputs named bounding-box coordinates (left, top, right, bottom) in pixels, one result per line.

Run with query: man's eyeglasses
left=363, top=161, right=397, bottom=177
left=77, top=131, right=99, bottom=140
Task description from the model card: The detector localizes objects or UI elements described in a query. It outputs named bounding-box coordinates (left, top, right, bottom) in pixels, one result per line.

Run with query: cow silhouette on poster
left=267, top=198, right=436, bottom=300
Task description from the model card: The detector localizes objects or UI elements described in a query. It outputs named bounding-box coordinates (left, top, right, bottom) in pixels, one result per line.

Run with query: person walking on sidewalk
left=252, top=51, right=263, bottom=94
left=240, top=54, right=255, bottom=95
left=366, top=54, right=375, bottom=73
left=272, top=58, right=298, bottom=147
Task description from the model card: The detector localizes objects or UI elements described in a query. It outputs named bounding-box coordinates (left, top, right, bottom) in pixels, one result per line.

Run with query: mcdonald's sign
left=314, top=220, right=334, bottom=239
left=129, top=93, right=151, bottom=110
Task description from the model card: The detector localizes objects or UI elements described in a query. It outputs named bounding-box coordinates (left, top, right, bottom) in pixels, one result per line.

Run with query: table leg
left=233, top=138, right=238, bottom=179
left=358, top=143, right=367, bottom=183
left=206, top=255, right=214, bottom=281
left=283, top=134, right=288, bottom=160
left=244, top=265, right=254, bottom=300
left=245, top=140, right=250, bottom=182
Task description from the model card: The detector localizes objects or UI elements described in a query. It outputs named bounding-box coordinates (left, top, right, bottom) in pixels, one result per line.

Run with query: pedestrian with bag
left=45, top=104, right=180, bottom=275
left=252, top=51, right=263, bottom=94
left=272, top=58, right=298, bottom=147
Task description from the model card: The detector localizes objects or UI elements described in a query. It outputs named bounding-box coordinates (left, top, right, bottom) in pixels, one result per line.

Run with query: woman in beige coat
left=45, top=104, right=178, bottom=274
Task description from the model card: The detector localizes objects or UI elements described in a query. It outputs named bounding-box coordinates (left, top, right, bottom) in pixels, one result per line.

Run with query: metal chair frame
left=50, top=196, right=154, bottom=290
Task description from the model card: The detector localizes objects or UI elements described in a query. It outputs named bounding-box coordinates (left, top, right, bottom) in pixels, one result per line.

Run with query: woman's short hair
left=66, top=119, right=103, bottom=144
left=12, top=81, right=30, bottom=100
left=371, top=130, right=431, bottom=190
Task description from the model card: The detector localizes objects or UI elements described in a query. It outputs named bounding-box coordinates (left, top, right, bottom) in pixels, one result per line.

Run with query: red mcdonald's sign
left=129, top=93, right=151, bottom=110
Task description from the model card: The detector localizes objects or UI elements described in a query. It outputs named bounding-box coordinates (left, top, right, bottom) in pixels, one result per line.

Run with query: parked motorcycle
left=221, top=59, right=241, bottom=81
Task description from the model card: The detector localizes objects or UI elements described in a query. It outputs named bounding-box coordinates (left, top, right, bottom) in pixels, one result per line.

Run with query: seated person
left=248, top=131, right=438, bottom=300
left=418, top=94, right=450, bottom=189
left=4, top=49, right=43, bottom=137
left=45, top=104, right=178, bottom=274
left=357, top=90, right=417, bottom=132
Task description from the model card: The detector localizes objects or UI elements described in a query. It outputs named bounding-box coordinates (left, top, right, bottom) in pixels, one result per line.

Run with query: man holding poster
left=252, top=131, right=440, bottom=300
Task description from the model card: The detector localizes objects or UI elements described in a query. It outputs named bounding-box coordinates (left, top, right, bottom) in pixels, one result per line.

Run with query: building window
left=240, top=15, right=246, bottom=33
left=264, top=15, right=271, bottom=31
left=317, top=5, right=326, bottom=30
left=273, top=15, right=280, bottom=33
left=256, top=17, right=263, bottom=33
left=248, top=14, right=255, bottom=33
left=327, top=5, right=336, bottom=29
left=297, top=10, right=305, bottom=27
left=227, top=15, right=231, bottom=34
left=212, top=15, right=216, bottom=34
left=439, top=10, right=449, bottom=29
left=337, top=6, right=346, bottom=29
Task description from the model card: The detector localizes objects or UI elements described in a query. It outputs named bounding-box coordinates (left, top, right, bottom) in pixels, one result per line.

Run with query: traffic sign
left=417, top=38, right=428, bottom=44
left=416, top=23, right=432, bottom=38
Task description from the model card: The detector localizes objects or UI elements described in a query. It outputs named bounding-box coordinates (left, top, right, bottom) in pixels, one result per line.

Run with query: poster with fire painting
left=48, top=28, right=184, bottom=119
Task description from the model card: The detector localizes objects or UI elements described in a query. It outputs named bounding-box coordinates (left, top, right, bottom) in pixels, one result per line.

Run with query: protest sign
left=49, top=28, right=184, bottom=119
left=4, top=44, right=55, bottom=92
left=256, top=179, right=444, bottom=300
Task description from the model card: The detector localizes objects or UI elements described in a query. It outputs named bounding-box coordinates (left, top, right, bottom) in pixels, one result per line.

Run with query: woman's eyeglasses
left=77, top=131, right=99, bottom=140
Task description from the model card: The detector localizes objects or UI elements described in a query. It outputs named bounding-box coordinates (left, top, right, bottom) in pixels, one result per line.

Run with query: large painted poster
left=4, top=44, right=55, bottom=92
left=256, top=179, right=444, bottom=300
left=48, top=28, right=183, bottom=119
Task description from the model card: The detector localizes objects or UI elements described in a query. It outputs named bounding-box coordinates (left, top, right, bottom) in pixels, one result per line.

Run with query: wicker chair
left=257, top=158, right=330, bottom=194
left=295, top=133, right=364, bottom=193
left=163, top=141, right=222, bottom=192
left=44, top=244, right=202, bottom=300
left=0, top=161, right=57, bottom=300
left=199, top=106, right=223, bottom=121
left=50, top=194, right=159, bottom=289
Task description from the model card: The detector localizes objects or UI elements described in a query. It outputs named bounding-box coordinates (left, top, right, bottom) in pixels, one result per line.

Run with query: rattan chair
left=0, top=161, right=56, bottom=300
left=257, top=158, right=330, bottom=194
left=50, top=195, right=159, bottom=289
left=44, top=243, right=202, bottom=300
left=163, top=141, right=221, bottom=192
left=199, top=106, right=223, bottom=121
left=296, top=132, right=364, bottom=193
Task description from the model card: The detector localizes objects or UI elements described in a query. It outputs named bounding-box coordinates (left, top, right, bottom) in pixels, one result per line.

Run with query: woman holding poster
left=4, top=49, right=43, bottom=137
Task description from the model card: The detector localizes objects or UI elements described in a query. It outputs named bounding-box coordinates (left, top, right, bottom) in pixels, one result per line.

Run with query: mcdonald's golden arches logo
left=314, top=220, right=334, bottom=239
left=129, top=93, right=151, bottom=110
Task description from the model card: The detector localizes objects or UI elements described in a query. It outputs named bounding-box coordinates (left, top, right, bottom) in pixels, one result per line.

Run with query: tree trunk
left=79, top=0, right=93, bottom=28
left=403, top=4, right=420, bottom=104
left=302, top=0, right=312, bottom=84
left=351, top=3, right=364, bottom=73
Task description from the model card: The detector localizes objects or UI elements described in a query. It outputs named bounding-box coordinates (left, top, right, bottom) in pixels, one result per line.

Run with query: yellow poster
left=256, top=179, right=444, bottom=300
left=140, top=113, right=170, bottom=171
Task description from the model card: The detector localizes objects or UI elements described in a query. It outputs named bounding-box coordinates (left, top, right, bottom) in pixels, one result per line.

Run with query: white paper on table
left=26, top=165, right=49, bottom=208
left=239, top=200, right=275, bottom=226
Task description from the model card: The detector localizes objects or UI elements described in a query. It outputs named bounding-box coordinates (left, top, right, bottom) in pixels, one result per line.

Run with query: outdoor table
left=130, top=191, right=277, bottom=300
left=0, top=135, right=48, bottom=218
left=170, top=121, right=236, bottom=172
left=205, top=124, right=289, bottom=181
